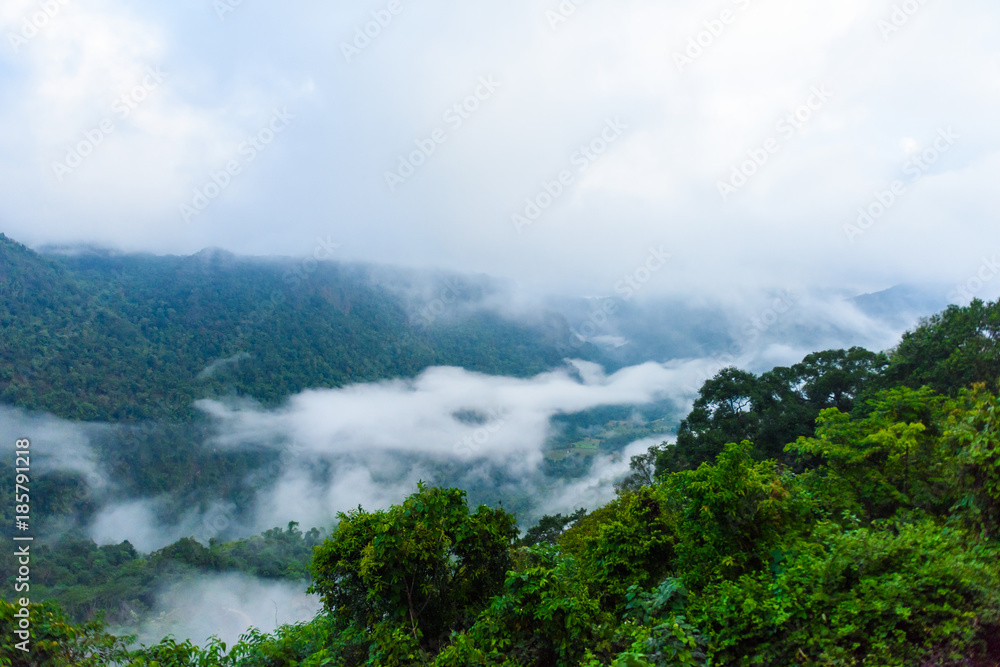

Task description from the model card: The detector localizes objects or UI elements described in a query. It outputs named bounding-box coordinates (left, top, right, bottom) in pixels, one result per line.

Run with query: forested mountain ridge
left=2, top=299, right=999, bottom=666
left=0, top=234, right=601, bottom=422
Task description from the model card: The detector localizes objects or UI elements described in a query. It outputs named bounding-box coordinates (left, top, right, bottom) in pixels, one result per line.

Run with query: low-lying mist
left=0, top=285, right=946, bottom=645
left=118, top=573, right=321, bottom=649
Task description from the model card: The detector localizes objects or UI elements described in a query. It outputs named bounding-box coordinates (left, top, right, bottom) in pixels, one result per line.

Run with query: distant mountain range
left=0, top=234, right=605, bottom=421
left=1, top=233, right=955, bottom=422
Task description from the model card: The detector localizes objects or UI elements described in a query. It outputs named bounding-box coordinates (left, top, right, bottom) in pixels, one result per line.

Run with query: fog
left=3, top=1, right=998, bottom=301
left=0, top=284, right=946, bottom=646
left=0, top=405, right=108, bottom=491
left=120, top=573, right=321, bottom=650
left=5, top=285, right=931, bottom=552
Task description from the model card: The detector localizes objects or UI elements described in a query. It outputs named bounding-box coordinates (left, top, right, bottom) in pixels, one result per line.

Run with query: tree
left=657, top=349, right=886, bottom=475
left=669, top=441, right=797, bottom=588
left=519, top=508, right=586, bottom=547
left=787, top=387, right=953, bottom=522
left=561, top=488, right=678, bottom=611
left=433, top=546, right=610, bottom=667
left=662, top=367, right=760, bottom=471
left=946, top=384, right=1000, bottom=538
left=309, top=484, right=518, bottom=649
left=879, top=298, right=1000, bottom=396
left=0, top=600, right=131, bottom=666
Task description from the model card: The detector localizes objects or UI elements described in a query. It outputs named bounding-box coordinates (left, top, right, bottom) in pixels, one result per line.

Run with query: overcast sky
left=1, top=0, right=997, bottom=298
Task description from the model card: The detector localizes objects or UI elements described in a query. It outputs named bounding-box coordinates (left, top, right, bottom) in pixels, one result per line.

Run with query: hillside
left=1, top=299, right=998, bottom=666
left=0, top=235, right=602, bottom=422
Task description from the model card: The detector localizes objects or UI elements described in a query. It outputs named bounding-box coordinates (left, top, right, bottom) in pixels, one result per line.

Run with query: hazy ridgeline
left=0, top=235, right=987, bottom=654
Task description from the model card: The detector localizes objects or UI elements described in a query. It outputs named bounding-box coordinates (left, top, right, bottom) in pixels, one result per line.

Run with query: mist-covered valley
left=4, top=0, right=1000, bottom=660
left=0, top=235, right=969, bottom=647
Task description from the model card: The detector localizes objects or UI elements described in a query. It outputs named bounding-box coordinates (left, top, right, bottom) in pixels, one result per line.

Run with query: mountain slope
left=0, top=235, right=601, bottom=421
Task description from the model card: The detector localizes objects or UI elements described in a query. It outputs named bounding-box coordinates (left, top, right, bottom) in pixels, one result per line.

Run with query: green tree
left=689, top=520, right=1000, bottom=666
left=669, top=441, right=798, bottom=589
left=946, top=383, right=1000, bottom=538
left=787, top=387, right=953, bottom=522
left=560, top=489, right=677, bottom=611
left=878, top=298, right=1000, bottom=396
left=309, top=484, right=518, bottom=649
left=0, top=600, right=131, bottom=666
left=518, top=508, right=586, bottom=547
left=434, top=546, right=610, bottom=667
left=657, top=348, right=886, bottom=475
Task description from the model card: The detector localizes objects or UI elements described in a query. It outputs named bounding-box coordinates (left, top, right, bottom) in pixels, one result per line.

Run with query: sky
left=1, top=0, right=998, bottom=299
left=6, top=4, right=998, bottom=644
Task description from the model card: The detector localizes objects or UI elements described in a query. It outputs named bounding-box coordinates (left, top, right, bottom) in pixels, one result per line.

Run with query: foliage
left=560, top=488, right=677, bottom=610
left=0, top=234, right=605, bottom=422
left=877, top=298, right=1000, bottom=396
left=668, top=441, right=801, bottom=589
left=309, top=484, right=518, bottom=649
left=613, top=579, right=706, bottom=667
left=5, top=276, right=1000, bottom=665
left=434, top=546, right=611, bottom=667
left=0, top=523, right=323, bottom=628
left=688, top=519, right=1000, bottom=666
left=517, top=508, right=586, bottom=547
left=946, top=384, right=1000, bottom=538
left=125, top=635, right=232, bottom=667
left=657, top=347, right=887, bottom=473
left=0, top=600, right=131, bottom=666
left=786, top=386, right=954, bottom=522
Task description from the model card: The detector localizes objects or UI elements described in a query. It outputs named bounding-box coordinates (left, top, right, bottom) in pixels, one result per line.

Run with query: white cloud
left=127, top=573, right=320, bottom=648
left=196, top=360, right=701, bottom=463
left=0, top=0, right=996, bottom=298
left=0, top=405, right=107, bottom=490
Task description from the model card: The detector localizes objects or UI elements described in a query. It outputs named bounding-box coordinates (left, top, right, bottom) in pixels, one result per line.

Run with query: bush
left=689, top=519, right=1000, bottom=666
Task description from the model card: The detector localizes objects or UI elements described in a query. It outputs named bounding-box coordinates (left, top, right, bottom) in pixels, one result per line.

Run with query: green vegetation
left=3, top=240, right=1000, bottom=666
left=543, top=403, right=678, bottom=476
left=0, top=523, right=322, bottom=629
left=0, top=234, right=602, bottom=422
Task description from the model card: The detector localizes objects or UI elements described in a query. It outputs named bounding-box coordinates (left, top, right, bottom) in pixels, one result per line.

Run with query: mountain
left=851, top=283, right=953, bottom=329
left=0, top=234, right=604, bottom=422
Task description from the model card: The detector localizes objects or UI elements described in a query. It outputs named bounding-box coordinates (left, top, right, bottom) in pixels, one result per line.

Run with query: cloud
left=0, top=1, right=996, bottom=299
left=537, top=436, right=674, bottom=518
left=125, top=573, right=320, bottom=648
left=88, top=497, right=242, bottom=553
left=34, top=282, right=918, bottom=547
left=0, top=405, right=108, bottom=490
left=196, top=360, right=702, bottom=462
left=197, top=351, right=252, bottom=380
left=4, top=287, right=923, bottom=552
